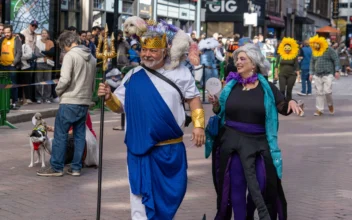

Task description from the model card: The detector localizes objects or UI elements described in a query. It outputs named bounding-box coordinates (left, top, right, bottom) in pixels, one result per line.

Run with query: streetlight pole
left=111, top=0, right=119, bottom=68
left=196, top=0, right=201, bottom=38
left=248, top=0, right=253, bottom=38
left=54, top=0, right=61, bottom=72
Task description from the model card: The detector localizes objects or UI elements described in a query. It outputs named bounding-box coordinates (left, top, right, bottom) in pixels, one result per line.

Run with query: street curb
left=7, top=108, right=58, bottom=124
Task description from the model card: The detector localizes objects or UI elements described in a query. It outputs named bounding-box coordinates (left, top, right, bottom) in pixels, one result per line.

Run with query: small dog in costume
left=28, top=113, right=52, bottom=168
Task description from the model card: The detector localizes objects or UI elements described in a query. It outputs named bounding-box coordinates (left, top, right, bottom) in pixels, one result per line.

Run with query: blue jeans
left=50, top=104, right=88, bottom=172
left=201, top=65, right=219, bottom=87
left=1, top=65, right=18, bottom=103
left=301, top=70, right=311, bottom=94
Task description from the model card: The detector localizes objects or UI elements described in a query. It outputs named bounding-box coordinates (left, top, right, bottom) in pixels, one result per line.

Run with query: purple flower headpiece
left=146, top=19, right=179, bottom=45
left=226, top=72, right=258, bottom=85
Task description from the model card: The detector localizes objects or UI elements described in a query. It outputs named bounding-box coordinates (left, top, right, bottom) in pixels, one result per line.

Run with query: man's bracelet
left=105, top=93, right=122, bottom=112
left=191, top=109, right=205, bottom=129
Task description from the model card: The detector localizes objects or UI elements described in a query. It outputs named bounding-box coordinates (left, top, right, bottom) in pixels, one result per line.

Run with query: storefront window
left=207, top=22, right=234, bottom=38
left=94, top=0, right=104, bottom=10
left=123, top=2, right=133, bottom=14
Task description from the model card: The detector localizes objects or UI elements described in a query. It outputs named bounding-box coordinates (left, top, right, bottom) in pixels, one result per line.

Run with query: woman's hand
left=208, top=93, right=219, bottom=107
left=287, top=100, right=303, bottom=115
left=97, top=82, right=112, bottom=100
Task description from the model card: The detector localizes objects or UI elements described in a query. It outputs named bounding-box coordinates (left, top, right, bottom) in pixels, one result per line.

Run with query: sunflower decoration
left=309, top=35, right=328, bottom=57
left=277, top=37, right=299, bottom=60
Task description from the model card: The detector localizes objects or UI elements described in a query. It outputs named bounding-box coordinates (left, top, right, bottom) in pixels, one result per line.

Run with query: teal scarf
left=218, top=74, right=283, bottom=179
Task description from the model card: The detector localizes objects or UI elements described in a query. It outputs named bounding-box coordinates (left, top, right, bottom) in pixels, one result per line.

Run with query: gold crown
left=140, top=34, right=167, bottom=49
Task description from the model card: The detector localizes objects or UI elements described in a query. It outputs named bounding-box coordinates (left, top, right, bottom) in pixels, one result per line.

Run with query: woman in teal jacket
left=208, top=44, right=302, bottom=220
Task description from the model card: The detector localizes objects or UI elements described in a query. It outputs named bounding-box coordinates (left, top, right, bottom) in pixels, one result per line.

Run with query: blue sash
left=124, top=69, right=187, bottom=219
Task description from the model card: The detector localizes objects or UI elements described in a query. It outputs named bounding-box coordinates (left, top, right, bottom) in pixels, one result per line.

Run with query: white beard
left=142, top=57, right=164, bottom=69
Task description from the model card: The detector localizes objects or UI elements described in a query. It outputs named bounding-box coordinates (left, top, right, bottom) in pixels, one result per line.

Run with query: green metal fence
left=0, top=72, right=16, bottom=129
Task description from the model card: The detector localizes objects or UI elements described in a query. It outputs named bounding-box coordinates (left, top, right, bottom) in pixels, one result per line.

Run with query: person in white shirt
left=34, top=29, right=54, bottom=104
left=98, top=18, right=205, bottom=220
left=18, top=33, right=33, bottom=104
left=263, top=39, right=275, bottom=57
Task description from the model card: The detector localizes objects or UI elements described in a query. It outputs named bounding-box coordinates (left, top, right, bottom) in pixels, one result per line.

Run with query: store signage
left=205, top=0, right=265, bottom=24
left=332, top=0, right=339, bottom=19
left=208, top=0, right=237, bottom=13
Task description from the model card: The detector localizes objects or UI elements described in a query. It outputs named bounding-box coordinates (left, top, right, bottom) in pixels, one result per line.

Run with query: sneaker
left=37, top=167, right=63, bottom=177
left=10, top=103, right=20, bottom=110
left=45, top=99, right=51, bottom=104
left=314, top=110, right=323, bottom=116
left=37, top=100, right=42, bottom=104
left=26, top=99, right=33, bottom=104
left=328, top=105, right=334, bottom=115
left=307, top=93, right=312, bottom=96
left=297, top=92, right=307, bottom=96
left=67, top=168, right=81, bottom=176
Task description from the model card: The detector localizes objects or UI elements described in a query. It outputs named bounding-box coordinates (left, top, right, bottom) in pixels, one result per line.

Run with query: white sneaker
left=297, top=92, right=307, bottom=96
left=37, top=100, right=42, bottom=104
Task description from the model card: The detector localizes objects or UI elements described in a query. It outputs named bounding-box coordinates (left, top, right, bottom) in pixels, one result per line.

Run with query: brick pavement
left=1, top=77, right=352, bottom=219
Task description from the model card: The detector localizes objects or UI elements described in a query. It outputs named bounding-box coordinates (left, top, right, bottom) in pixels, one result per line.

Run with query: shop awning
left=267, top=15, right=285, bottom=27
left=295, top=16, right=315, bottom=24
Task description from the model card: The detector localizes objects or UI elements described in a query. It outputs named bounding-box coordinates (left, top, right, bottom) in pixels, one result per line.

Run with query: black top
left=225, top=82, right=291, bottom=125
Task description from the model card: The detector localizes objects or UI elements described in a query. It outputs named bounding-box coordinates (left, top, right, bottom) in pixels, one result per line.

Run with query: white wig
left=233, top=43, right=270, bottom=76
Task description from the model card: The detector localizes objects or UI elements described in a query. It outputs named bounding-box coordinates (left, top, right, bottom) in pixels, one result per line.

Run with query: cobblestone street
left=1, top=77, right=352, bottom=219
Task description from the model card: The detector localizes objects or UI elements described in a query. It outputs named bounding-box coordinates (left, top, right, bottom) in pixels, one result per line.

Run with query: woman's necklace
left=242, top=84, right=251, bottom=91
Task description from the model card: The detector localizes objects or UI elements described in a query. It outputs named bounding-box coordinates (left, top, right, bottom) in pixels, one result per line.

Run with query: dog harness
left=32, top=142, right=41, bottom=151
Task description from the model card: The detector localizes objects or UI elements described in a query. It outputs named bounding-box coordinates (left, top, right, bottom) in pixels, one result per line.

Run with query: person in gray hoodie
left=37, top=31, right=96, bottom=177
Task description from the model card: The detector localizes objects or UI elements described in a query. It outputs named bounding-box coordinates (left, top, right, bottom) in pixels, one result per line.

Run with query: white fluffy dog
left=123, top=16, right=147, bottom=38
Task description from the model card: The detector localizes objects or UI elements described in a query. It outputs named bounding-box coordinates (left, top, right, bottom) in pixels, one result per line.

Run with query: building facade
left=306, top=0, right=332, bottom=39
left=156, top=0, right=196, bottom=33
left=338, top=0, right=352, bottom=23
left=265, top=0, right=285, bottom=39
left=203, top=0, right=266, bottom=38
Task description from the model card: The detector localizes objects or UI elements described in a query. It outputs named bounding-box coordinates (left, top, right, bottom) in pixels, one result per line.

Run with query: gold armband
left=105, top=93, right=123, bottom=112
left=191, top=109, right=205, bottom=129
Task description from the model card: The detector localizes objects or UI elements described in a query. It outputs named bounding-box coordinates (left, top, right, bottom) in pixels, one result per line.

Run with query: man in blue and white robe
left=100, top=30, right=205, bottom=220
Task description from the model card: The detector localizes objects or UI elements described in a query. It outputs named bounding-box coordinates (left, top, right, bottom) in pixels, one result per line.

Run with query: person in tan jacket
left=37, top=31, right=96, bottom=177
left=34, top=29, right=55, bottom=104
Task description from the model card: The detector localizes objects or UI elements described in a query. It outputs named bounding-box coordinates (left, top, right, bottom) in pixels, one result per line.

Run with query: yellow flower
left=309, top=35, right=328, bottom=57
left=277, top=37, right=299, bottom=60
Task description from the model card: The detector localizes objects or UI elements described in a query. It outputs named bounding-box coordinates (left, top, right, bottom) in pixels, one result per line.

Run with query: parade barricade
left=0, top=72, right=16, bottom=129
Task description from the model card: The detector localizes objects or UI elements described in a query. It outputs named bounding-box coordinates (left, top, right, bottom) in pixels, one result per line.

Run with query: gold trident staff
left=96, top=24, right=116, bottom=71
left=96, top=24, right=116, bottom=220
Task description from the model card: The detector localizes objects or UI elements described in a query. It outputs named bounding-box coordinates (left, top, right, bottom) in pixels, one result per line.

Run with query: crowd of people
left=2, top=21, right=143, bottom=111
left=187, top=31, right=347, bottom=117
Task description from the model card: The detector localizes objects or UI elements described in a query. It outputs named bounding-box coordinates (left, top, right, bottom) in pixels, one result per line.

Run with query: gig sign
left=208, top=0, right=238, bottom=13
